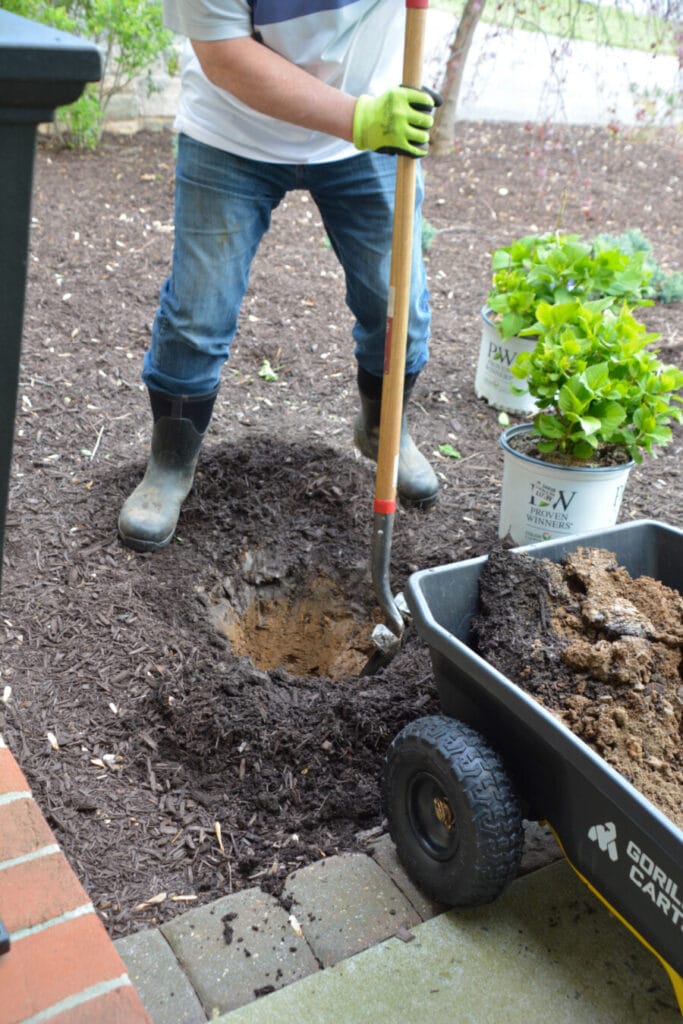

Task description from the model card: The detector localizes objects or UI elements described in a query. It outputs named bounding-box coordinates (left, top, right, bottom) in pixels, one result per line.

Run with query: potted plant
left=498, top=297, right=683, bottom=545
left=476, top=231, right=653, bottom=414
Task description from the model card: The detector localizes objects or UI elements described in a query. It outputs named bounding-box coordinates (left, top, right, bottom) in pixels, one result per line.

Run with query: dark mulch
left=1, top=121, right=681, bottom=938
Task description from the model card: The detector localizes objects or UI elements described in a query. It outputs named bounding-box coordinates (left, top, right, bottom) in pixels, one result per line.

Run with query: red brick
left=0, top=912, right=130, bottom=1024
left=0, top=850, right=90, bottom=933
left=46, top=984, right=152, bottom=1024
left=0, top=797, right=55, bottom=863
left=0, top=748, right=30, bottom=796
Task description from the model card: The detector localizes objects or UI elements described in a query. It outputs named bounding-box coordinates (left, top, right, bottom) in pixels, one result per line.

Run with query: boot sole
left=118, top=526, right=175, bottom=554
left=399, top=491, right=439, bottom=512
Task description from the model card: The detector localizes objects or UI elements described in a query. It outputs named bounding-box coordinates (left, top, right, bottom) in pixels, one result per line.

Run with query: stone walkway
left=115, top=828, right=682, bottom=1024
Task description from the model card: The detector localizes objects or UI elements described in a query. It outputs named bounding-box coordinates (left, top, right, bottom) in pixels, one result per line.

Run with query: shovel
left=365, top=0, right=431, bottom=674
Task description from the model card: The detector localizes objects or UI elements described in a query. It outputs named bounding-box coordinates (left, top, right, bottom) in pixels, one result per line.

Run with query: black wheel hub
left=406, top=770, right=459, bottom=862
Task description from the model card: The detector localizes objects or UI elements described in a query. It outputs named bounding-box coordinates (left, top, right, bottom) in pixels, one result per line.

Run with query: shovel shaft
left=370, top=0, right=430, bottom=638
left=371, top=1, right=429, bottom=639
left=374, top=1, right=429, bottom=513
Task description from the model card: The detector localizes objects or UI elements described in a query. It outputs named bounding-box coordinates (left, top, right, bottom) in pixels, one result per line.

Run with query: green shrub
left=511, top=298, right=683, bottom=463
left=4, top=1, right=176, bottom=149
left=592, top=229, right=683, bottom=304
left=486, top=231, right=654, bottom=340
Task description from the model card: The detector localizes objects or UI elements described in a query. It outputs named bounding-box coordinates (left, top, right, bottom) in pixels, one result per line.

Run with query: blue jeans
left=143, top=133, right=431, bottom=397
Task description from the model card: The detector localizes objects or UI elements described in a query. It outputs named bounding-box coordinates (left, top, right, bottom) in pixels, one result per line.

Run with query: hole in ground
left=208, top=568, right=381, bottom=680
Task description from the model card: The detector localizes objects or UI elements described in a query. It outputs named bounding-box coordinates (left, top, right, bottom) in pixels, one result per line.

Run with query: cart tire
left=383, top=714, right=523, bottom=906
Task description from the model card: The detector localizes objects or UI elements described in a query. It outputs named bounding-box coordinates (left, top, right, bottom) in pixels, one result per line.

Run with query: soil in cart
left=473, top=546, right=683, bottom=829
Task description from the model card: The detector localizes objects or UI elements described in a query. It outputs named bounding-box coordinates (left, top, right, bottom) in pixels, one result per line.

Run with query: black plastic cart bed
left=383, top=519, right=682, bottom=1013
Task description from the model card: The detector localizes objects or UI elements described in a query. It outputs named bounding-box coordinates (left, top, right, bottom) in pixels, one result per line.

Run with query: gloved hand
left=352, top=85, right=442, bottom=158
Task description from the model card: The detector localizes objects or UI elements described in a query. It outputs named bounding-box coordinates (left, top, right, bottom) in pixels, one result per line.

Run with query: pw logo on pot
left=588, top=821, right=619, bottom=862
left=529, top=481, right=576, bottom=511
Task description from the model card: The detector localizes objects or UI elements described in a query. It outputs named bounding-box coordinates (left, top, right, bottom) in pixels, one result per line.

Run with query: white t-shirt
left=163, top=0, right=405, bottom=163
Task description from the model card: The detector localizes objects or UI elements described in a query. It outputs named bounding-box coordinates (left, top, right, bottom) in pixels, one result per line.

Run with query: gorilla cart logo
left=588, top=821, right=619, bottom=862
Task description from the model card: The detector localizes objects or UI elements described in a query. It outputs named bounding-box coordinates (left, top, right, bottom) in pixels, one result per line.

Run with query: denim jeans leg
left=307, top=151, right=430, bottom=381
left=143, top=135, right=290, bottom=397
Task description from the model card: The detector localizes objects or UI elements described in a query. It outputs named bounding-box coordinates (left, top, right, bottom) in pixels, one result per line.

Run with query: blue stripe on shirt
left=252, top=0, right=361, bottom=26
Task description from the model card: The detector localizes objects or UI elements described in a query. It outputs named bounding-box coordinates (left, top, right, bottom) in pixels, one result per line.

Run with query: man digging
left=119, top=0, right=441, bottom=552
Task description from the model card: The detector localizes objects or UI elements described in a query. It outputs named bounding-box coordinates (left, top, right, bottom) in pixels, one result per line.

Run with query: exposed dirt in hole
left=473, top=547, right=683, bottom=829
left=207, top=566, right=380, bottom=679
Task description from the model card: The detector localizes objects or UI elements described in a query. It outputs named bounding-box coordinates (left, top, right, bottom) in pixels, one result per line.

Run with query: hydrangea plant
left=486, top=231, right=653, bottom=340
left=510, top=299, right=683, bottom=464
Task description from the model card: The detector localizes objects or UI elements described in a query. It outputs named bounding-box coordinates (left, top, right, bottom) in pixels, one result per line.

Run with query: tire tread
left=383, top=714, right=523, bottom=906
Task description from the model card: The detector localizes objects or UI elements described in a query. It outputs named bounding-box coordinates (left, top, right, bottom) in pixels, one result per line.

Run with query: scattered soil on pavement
left=1, top=122, right=681, bottom=937
left=474, top=546, right=683, bottom=829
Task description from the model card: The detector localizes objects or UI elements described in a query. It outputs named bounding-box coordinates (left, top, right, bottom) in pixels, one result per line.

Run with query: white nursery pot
left=499, top=424, right=634, bottom=546
left=475, top=307, right=538, bottom=415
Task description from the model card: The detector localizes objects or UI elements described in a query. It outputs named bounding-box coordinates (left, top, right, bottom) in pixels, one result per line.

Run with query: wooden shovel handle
left=374, top=0, right=429, bottom=513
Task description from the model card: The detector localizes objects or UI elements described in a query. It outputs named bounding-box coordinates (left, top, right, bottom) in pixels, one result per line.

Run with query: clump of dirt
left=473, top=547, right=683, bottom=829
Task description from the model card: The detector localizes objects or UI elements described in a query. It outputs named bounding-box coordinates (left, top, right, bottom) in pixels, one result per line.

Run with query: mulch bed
left=1, top=121, right=681, bottom=938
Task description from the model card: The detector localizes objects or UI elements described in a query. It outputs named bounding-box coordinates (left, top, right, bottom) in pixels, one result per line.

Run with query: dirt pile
left=474, top=547, right=683, bottom=829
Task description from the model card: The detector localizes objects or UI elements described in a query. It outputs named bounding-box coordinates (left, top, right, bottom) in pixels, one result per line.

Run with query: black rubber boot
left=118, top=387, right=217, bottom=552
left=353, top=368, right=439, bottom=510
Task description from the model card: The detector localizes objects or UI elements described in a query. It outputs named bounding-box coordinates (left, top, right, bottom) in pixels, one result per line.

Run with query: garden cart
left=383, top=519, right=683, bottom=1014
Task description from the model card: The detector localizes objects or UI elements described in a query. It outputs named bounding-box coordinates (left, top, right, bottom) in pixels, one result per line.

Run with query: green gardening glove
left=352, top=85, right=442, bottom=158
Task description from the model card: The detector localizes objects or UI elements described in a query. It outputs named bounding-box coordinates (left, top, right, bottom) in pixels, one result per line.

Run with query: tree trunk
left=432, top=0, right=485, bottom=156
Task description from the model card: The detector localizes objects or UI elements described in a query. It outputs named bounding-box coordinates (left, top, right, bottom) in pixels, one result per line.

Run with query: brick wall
left=0, top=736, right=152, bottom=1024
